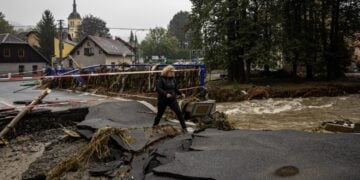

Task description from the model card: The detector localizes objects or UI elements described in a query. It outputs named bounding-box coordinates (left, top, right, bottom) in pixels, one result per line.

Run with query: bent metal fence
left=51, top=64, right=205, bottom=96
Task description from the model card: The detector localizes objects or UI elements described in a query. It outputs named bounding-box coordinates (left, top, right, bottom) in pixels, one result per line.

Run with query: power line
left=57, top=27, right=150, bottom=31
left=108, top=27, right=150, bottom=31
left=12, top=25, right=150, bottom=31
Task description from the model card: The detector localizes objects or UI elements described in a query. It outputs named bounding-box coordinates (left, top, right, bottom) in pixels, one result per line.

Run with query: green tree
left=78, top=15, right=110, bottom=40
left=129, top=31, right=135, bottom=43
left=189, top=0, right=253, bottom=82
left=189, top=0, right=360, bottom=82
left=168, top=11, right=190, bottom=48
left=140, top=27, right=179, bottom=60
left=134, top=34, right=138, bottom=45
left=188, top=0, right=227, bottom=72
left=35, top=10, right=56, bottom=60
left=280, top=0, right=360, bottom=80
left=0, top=12, right=14, bottom=34
left=323, top=0, right=360, bottom=79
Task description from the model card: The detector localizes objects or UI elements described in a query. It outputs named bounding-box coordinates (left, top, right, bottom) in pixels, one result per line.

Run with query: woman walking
left=153, top=65, right=187, bottom=132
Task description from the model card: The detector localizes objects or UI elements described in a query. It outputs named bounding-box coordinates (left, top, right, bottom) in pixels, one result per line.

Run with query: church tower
left=68, top=0, right=81, bottom=40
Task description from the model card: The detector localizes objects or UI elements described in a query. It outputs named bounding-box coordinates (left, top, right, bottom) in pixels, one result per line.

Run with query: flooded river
left=217, top=95, right=360, bottom=131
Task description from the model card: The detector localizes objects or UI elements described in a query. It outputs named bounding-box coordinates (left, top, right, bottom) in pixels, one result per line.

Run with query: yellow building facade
left=54, top=38, right=76, bottom=58
left=26, top=31, right=40, bottom=48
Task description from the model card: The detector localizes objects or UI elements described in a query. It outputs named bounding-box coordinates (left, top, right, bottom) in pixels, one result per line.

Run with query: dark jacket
left=156, top=76, right=181, bottom=100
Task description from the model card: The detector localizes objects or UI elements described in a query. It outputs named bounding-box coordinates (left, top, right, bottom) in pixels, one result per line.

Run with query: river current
left=217, top=95, right=360, bottom=131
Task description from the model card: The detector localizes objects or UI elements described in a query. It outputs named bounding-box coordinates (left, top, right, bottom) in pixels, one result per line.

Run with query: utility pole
left=58, top=20, right=64, bottom=66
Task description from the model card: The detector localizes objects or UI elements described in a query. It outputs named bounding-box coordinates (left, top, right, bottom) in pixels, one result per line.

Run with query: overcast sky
left=0, top=0, right=192, bottom=41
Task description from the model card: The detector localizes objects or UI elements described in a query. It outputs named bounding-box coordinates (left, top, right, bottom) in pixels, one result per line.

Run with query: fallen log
left=0, top=88, right=51, bottom=141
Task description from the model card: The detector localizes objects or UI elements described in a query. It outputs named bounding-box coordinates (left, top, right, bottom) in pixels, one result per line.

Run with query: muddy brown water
left=217, top=94, right=360, bottom=131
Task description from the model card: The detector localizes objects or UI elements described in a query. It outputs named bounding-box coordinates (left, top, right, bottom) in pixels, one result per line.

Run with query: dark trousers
left=153, top=98, right=187, bottom=129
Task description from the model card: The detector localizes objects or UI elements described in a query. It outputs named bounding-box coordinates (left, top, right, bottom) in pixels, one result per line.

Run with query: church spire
left=73, top=0, right=77, bottom=13
left=68, top=0, right=81, bottom=19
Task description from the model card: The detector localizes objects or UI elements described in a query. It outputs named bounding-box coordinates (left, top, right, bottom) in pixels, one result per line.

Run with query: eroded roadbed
left=1, top=101, right=360, bottom=180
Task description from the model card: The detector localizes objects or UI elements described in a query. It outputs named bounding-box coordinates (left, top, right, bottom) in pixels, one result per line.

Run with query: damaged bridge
left=0, top=81, right=360, bottom=180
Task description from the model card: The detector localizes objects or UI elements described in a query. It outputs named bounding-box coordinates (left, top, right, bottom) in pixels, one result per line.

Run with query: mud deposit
left=0, top=129, right=74, bottom=180
left=0, top=108, right=88, bottom=139
left=208, top=82, right=360, bottom=102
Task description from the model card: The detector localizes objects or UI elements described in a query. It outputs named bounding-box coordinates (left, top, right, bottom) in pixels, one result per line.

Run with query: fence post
left=148, top=66, right=152, bottom=92
left=200, top=65, right=206, bottom=87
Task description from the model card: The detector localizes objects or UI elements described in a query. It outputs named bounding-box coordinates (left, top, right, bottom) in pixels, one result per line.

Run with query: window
left=70, top=21, right=74, bottom=27
left=19, top=65, right=25, bottom=74
left=84, top=48, right=94, bottom=56
left=87, top=42, right=91, bottom=46
left=32, top=65, right=38, bottom=74
left=18, top=49, right=25, bottom=58
left=77, top=50, right=80, bottom=55
left=4, top=48, right=11, bottom=57
left=111, top=62, right=116, bottom=69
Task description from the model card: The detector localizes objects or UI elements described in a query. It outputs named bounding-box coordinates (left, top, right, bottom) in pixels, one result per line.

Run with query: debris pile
left=50, top=69, right=200, bottom=96
left=207, top=83, right=360, bottom=102
left=244, top=86, right=272, bottom=100
left=46, top=127, right=132, bottom=179
left=321, top=119, right=360, bottom=133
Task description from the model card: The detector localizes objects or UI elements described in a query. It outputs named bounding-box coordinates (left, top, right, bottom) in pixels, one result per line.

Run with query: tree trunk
left=245, top=59, right=251, bottom=82
left=292, top=63, right=298, bottom=79
left=306, top=63, right=314, bottom=80
left=292, top=52, right=299, bottom=79
left=238, top=56, right=246, bottom=83
left=0, top=89, right=51, bottom=139
left=327, top=0, right=340, bottom=80
left=227, top=0, right=246, bottom=83
left=237, top=1, right=247, bottom=83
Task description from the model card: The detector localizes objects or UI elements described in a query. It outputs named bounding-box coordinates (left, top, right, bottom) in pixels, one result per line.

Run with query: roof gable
left=0, top=33, right=49, bottom=63
left=70, top=35, right=134, bottom=56
left=89, top=36, right=134, bottom=56
left=0, top=33, right=27, bottom=44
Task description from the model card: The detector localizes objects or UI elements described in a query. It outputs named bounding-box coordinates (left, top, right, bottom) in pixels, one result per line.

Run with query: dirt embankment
left=0, top=128, right=77, bottom=180
left=207, top=80, right=360, bottom=102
